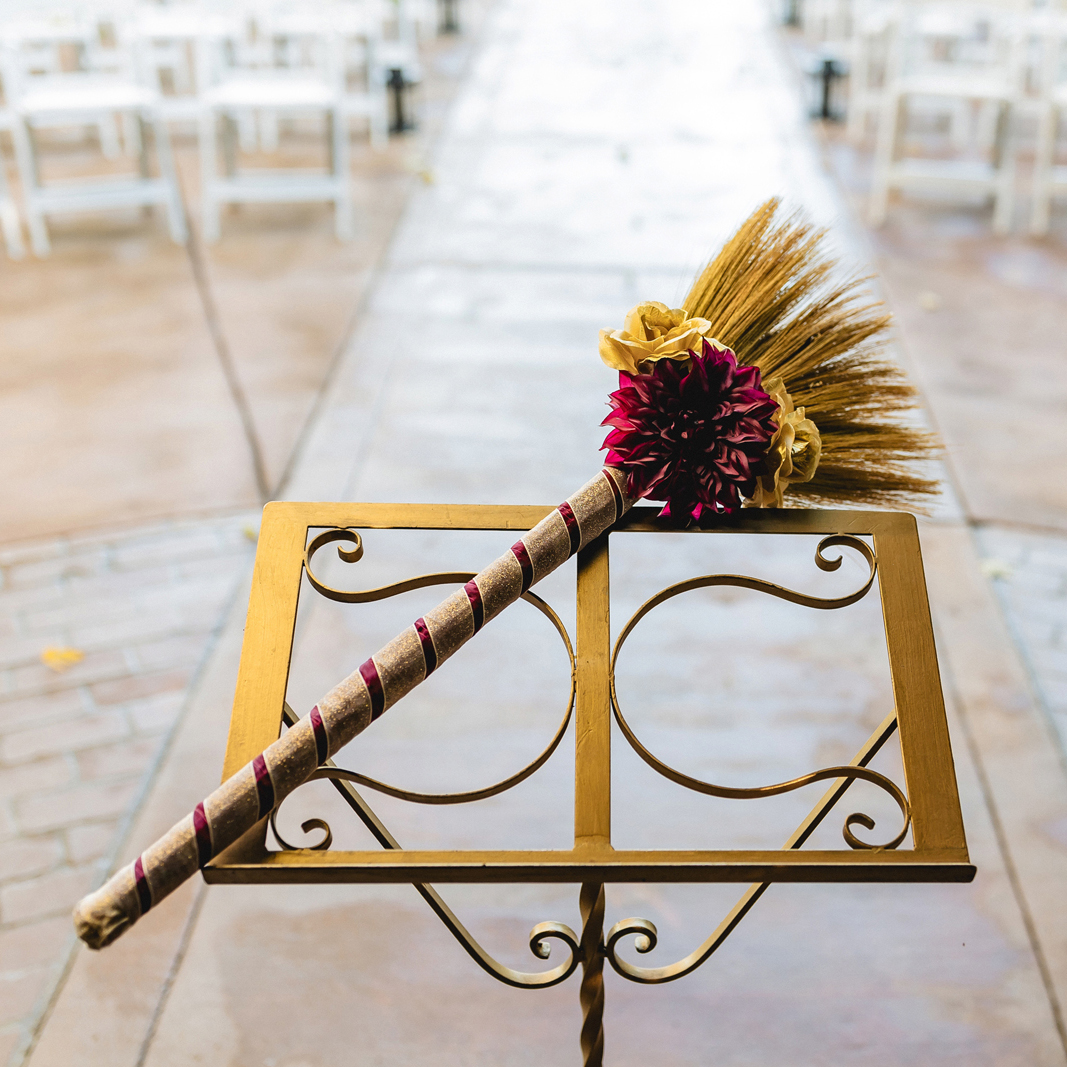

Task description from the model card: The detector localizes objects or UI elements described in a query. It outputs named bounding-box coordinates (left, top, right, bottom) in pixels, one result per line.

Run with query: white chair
left=1029, top=13, right=1067, bottom=233
left=197, top=23, right=353, bottom=241
left=130, top=7, right=239, bottom=126
left=869, top=2, right=1025, bottom=234
left=261, top=4, right=389, bottom=147
left=847, top=0, right=899, bottom=141
left=3, top=46, right=187, bottom=255
left=802, top=0, right=854, bottom=48
left=0, top=14, right=127, bottom=158
left=0, top=58, right=27, bottom=257
left=0, top=143, right=27, bottom=258
left=333, top=2, right=390, bottom=147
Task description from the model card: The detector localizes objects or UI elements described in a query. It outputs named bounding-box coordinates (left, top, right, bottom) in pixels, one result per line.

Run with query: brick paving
left=0, top=513, right=256, bottom=1060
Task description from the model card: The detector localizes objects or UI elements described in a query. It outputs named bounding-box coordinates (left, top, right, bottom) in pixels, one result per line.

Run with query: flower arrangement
left=599, top=199, right=936, bottom=519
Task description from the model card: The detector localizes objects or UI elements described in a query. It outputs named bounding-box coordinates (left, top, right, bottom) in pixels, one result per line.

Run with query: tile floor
left=1, top=1, right=1066, bottom=1064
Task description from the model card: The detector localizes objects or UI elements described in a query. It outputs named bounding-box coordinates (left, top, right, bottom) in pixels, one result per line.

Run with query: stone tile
left=1, top=713, right=129, bottom=764
left=0, top=970, right=51, bottom=1031
left=76, top=738, right=159, bottom=782
left=65, top=822, right=119, bottom=865
left=15, top=780, right=140, bottom=835
left=126, top=692, right=185, bottom=736
left=0, top=804, right=16, bottom=843
left=0, top=759, right=74, bottom=804
left=89, top=670, right=189, bottom=709
left=0, top=918, right=72, bottom=975
left=0, top=543, right=67, bottom=570
left=0, top=1029, right=21, bottom=1067
left=0, top=690, right=89, bottom=734
left=10, top=4, right=1067, bottom=1067
left=21, top=584, right=181, bottom=635
left=10, top=651, right=129, bottom=701
left=0, top=865, right=96, bottom=925
left=0, top=838, right=63, bottom=885
left=63, top=612, right=189, bottom=655
left=2, top=554, right=104, bottom=593
left=108, top=528, right=233, bottom=574
left=128, top=634, right=211, bottom=674
left=0, top=584, right=67, bottom=621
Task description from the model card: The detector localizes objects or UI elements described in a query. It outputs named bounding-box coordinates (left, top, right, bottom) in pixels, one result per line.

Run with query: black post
left=811, top=57, right=845, bottom=122
left=439, top=0, right=459, bottom=34
left=387, top=68, right=413, bottom=134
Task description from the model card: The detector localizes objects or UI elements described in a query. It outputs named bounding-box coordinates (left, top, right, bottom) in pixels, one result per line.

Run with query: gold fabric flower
left=747, top=377, right=821, bottom=508
left=598, top=302, right=718, bottom=375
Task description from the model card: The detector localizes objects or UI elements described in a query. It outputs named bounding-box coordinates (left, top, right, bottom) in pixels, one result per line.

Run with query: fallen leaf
left=41, top=646, right=85, bottom=672
left=980, top=558, right=1013, bottom=581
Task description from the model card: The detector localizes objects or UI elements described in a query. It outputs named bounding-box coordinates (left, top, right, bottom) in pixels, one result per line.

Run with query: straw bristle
left=683, top=199, right=938, bottom=509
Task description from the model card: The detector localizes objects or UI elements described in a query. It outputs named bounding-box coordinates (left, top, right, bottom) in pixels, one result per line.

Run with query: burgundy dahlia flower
left=601, top=340, right=778, bottom=522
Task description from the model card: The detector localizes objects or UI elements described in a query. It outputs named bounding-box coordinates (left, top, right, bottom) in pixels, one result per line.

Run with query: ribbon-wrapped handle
left=74, top=468, right=631, bottom=949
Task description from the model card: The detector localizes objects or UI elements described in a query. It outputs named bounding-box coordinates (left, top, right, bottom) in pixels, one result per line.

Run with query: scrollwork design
left=603, top=710, right=903, bottom=984
left=275, top=703, right=581, bottom=989
left=269, top=813, right=332, bottom=851
left=610, top=535, right=911, bottom=851
left=294, top=527, right=576, bottom=806
left=304, top=527, right=477, bottom=603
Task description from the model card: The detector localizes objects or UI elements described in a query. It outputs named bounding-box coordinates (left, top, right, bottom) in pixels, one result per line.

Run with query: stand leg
left=579, top=883, right=605, bottom=1067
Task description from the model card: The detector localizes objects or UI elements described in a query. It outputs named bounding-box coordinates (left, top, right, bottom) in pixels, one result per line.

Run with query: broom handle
left=74, top=468, right=631, bottom=949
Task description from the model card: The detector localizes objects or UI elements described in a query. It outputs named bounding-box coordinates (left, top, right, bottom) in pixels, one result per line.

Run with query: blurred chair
left=197, top=18, right=353, bottom=241
left=333, top=1, right=390, bottom=147
left=0, top=55, right=27, bottom=257
left=0, top=142, right=27, bottom=258
left=869, top=1, right=1025, bottom=233
left=1029, top=12, right=1067, bottom=233
left=2, top=36, right=187, bottom=255
left=0, top=12, right=128, bottom=158
left=130, top=6, right=239, bottom=126
left=848, top=0, right=899, bottom=141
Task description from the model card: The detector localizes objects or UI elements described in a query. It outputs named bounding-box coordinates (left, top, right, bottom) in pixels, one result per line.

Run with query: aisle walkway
left=18, top=1, right=1067, bottom=1065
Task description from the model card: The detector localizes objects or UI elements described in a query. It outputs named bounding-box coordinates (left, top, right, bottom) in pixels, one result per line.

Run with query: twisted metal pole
left=579, top=882, right=605, bottom=1067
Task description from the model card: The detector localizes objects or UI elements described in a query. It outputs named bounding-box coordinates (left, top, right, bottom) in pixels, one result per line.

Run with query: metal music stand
left=205, top=502, right=974, bottom=1066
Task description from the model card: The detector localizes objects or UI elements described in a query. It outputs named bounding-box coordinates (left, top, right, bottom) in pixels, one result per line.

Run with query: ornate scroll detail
left=278, top=702, right=581, bottom=989
left=609, top=535, right=911, bottom=851
left=290, top=581, right=573, bottom=806
left=276, top=536, right=575, bottom=816
left=603, top=710, right=902, bottom=984
left=304, top=527, right=478, bottom=603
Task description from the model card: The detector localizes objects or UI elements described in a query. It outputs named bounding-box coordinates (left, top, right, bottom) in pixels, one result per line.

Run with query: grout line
left=970, top=516, right=1067, bottom=539
left=939, top=630, right=1067, bottom=1064
left=172, top=173, right=271, bottom=505
left=133, top=880, right=208, bottom=1067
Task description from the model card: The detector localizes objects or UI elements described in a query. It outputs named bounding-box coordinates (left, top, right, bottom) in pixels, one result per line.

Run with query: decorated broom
left=74, top=200, right=936, bottom=949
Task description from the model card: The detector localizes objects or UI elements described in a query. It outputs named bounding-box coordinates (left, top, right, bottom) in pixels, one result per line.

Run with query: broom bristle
left=683, top=199, right=938, bottom=509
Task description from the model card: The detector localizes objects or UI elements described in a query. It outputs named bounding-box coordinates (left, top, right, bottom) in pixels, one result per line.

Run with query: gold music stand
left=205, top=502, right=974, bottom=1066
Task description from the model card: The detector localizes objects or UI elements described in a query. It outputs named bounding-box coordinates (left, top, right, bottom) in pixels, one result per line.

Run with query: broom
left=73, top=200, right=937, bottom=949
